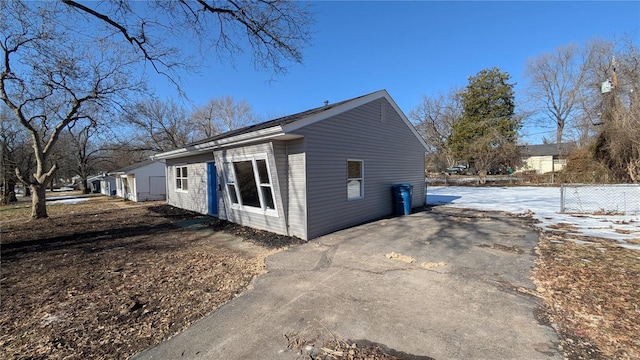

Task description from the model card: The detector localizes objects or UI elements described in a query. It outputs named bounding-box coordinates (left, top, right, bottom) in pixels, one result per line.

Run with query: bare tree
left=0, top=107, right=21, bottom=203
left=409, top=90, right=461, bottom=171
left=524, top=44, right=591, bottom=144
left=67, top=119, right=110, bottom=193
left=60, top=0, right=314, bottom=82
left=191, top=96, right=257, bottom=138
left=2, top=1, right=313, bottom=219
left=1, top=2, right=144, bottom=218
left=469, top=127, right=521, bottom=183
left=589, top=37, right=640, bottom=182
left=127, top=98, right=196, bottom=153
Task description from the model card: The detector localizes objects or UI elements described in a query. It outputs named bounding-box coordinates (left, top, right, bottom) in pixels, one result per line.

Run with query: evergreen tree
left=448, top=67, right=521, bottom=183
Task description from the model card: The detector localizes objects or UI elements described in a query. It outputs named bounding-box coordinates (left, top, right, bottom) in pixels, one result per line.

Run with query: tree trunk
left=82, top=178, right=91, bottom=194
left=556, top=122, right=564, bottom=145
left=30, top=184, right=48, bottom=219
left=1, top=178, right=18, bottom=204
left=478, top=170, right=487, bottom=185
left=23, top=186, right=31, bottom=197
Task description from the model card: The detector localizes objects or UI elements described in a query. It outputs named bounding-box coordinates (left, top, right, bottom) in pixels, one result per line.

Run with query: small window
left=223, top=162, right=239, bottom=204
left=347, top=160, right=363, bottom=200
left=256, top=160, right=275, bottom=210
left=176, top=166, right=188, bottom=191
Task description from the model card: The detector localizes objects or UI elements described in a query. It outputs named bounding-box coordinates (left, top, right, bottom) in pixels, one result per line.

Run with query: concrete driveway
left=133, top=206, right=561, bottom=359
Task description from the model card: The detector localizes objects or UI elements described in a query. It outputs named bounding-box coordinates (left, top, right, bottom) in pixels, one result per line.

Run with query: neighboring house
left=87, top=173, right=117, bottom=196
left=152, top=90, right=428, bottom=240
left=109, top=160, right=167, bottom=202
left=518, top=142, right=575, bottom=174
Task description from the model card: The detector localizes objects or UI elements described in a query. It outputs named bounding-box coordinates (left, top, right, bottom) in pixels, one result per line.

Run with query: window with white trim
left=347, top=160, right=363, bottom=200
left=223, top=162, right=238, bottom=204
left=175, top=166, right=188, bottom=191
left=223, top=157, right=276, bottom=211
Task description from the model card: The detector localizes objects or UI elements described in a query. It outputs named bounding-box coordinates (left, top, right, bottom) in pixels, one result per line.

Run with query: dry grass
left=534, top=233, right=640, bottom=359
left=3, top=192, right=639, bottom=359
left=1, top=196, right=274, bottom=359
left=0, top=190, right=124, bottom=222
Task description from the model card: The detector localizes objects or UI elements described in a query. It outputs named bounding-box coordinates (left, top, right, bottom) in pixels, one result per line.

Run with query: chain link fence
left=560, top=184, right=640, bottom=215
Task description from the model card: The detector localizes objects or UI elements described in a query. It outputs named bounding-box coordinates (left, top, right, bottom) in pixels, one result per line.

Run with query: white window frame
left=347, top=159, right=364, bottom=200
left=223, top=162, right=239, bottom=205
left=222, top=154, right=277, bottom=216
left=175, top=165, right=188, bottom=192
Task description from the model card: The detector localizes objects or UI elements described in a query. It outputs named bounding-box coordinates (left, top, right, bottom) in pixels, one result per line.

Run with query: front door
left=207, top=162, right=218, bottom=216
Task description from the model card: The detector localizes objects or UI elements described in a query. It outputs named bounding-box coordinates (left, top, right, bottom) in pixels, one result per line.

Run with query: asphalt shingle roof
left=520, top=142, right=575, bottom=157
left=186, top=93, right=371, bottom=147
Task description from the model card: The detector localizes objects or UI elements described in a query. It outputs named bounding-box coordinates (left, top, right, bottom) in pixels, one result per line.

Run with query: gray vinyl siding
left=284, top=138, right=307, bottom=239
left=166, top=153, right=214, bottom=214
left=293, top=98, right=426, bottom=239
left=214, top=142, right=288, bottom=236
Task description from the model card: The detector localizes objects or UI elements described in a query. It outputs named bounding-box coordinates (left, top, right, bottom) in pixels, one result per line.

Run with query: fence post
left=560, top=184, right=565, bottom=213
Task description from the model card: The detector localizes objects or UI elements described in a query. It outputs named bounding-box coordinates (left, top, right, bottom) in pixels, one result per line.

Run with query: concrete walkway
left=133, top=207, right=561, bottom=359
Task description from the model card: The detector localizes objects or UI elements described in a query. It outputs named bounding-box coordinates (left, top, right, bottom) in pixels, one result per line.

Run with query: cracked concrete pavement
left=133, top=206, right=561, bottom=359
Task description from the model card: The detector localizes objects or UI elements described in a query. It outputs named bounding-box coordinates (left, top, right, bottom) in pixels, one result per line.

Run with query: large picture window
left=347, top=160, right=363, bottom=200
left=223, top=157, right=276, bottom=212
left=234, top=160, right=261, bottom=207
left=175, top=166, right=188, bottom=191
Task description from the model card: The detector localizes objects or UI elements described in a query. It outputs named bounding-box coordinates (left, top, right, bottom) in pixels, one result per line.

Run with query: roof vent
left=324, top=100, right=329, bottom=106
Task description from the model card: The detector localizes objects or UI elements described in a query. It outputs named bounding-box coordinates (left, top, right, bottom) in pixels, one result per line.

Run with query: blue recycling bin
left=391, top=183, right=413, bottom=215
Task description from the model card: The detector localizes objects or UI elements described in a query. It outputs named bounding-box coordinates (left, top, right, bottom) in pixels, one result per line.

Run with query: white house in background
left=87, top=173, right=117, bottom=196
left=109, top=160, right=167, bottom=202
left=518, top=142, right=575, bottom=174
left=152, top=90, right=429, bottom=240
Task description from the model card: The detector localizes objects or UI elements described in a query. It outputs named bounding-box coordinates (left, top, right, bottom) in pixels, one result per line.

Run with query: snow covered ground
left=47, top=195, right=91, bottom=205
left=426, top=186, right=640, bottom=250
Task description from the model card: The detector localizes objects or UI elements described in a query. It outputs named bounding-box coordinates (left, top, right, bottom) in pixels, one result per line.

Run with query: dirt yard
left=1, top=191, right=638, bottom=359
left=0, top=193, right=297, bottom=359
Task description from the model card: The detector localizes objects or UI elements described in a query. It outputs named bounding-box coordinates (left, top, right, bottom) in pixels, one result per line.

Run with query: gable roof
left=520, top=142, right=576, bottom=157
left=87, top=173, right=116, bottom=181
left=152, top=90, right=428, bottom=160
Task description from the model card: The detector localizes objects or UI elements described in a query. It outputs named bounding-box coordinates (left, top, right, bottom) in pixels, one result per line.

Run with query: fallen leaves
left=534, top=233, right=640, bottom=359
left=0, top=203, right=277, bottom=359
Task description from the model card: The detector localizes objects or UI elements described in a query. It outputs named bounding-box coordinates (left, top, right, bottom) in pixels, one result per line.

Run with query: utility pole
left=600, top=57, right=619, bottom=125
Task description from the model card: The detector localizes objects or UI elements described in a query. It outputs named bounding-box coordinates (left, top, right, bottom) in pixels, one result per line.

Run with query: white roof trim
left=152, top=128, right=287, bottom=160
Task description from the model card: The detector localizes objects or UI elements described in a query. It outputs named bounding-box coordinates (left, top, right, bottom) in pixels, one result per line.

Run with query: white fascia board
left=151, top=127, right=285, bottom=160
left=151, top=148, right=190, bottom=160
left=207, top=126, right=283, bottom=147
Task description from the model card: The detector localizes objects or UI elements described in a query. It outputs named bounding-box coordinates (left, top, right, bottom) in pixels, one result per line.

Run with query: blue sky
left=152, top=1, right=640, bottom=144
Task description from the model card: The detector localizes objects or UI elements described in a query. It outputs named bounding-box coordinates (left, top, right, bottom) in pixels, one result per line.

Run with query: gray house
left=152, top=90, right=428, bottom=240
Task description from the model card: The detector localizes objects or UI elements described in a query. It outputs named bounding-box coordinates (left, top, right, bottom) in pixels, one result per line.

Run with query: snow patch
left=427, top=186, right=640, bottom=250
